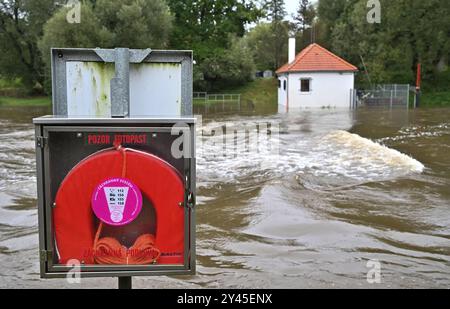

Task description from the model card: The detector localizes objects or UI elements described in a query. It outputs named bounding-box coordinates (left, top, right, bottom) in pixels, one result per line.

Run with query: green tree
left=264, top=0, right=288, bottom=70
left=196, top=35, right=256, bottom=91
left=294, top=0, right=316, bottom=32
left=166, top=0, right=262, bottom=90
left=245, top=23, right=275, bottom=71
left=321, top=0, right=450, bottom=88
left=293, top=0, right=317, bottom=52
left=40, top=0, right=172, bottom=51
left=38, top=4, right=111, bottom=66
left=265, top=0, right=286, bottom=22
left=94, top=0, right=172, bottom=49
left=316, top=0, right=347, bottom=48
left=245, top=22, right=291, bottom=71
left=168, top=0, right=261, bottom=51
left=0, top=0, right=58, bottom=91
left=38, top=0, right=173, bottom=92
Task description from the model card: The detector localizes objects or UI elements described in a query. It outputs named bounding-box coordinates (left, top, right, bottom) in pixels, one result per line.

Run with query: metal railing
left=205, top=94, right=241, bottom=102
left=194, top=93, right=241, bottom=102
left=193, top=92, right=207, bottom=99
left=193, top=92, right=242, bottom=114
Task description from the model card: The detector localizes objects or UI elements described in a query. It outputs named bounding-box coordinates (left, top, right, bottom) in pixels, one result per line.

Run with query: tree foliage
left=167, top=0, right=260, bottom=51
left=0, top=0, right=58, bottom=90
left=264, top=0, right=286, bottom=23
left=263, top=0, right=289, bottom=70
left=246, top=22, right=290, bottom=71
left=166, top=0, right=261, bottom=90
left=319, top=0, right=450, bottom=88
left=94, top=0, right=173, bottom=49
left=316, top=0, right=347, bottom=48
left=294, top=0, right=316, bottom=32
left=37, top=0, right=172, bottom=92
left=196, top=35, right=256, bottom=91
left=1, top=0, right=449, bottom=94
left=39, top=0, right=172, bottom=52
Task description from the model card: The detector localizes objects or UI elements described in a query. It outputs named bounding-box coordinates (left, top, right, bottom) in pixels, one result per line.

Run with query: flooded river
left=0, top=105, right=449, bottom=288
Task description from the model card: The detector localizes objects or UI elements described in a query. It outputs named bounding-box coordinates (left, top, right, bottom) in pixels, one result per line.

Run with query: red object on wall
left=54, top=149, right=185, bottom=265
left=416, top=63, right=422, bottom=90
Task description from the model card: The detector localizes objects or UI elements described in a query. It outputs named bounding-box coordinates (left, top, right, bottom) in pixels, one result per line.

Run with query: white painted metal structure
left=66, top=62, right=182, bottom=117
left=51, top=48, right=193, bottom=118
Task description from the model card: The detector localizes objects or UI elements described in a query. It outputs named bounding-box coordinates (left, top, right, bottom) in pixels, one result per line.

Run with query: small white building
left=276, top=39, right=358, bottom=110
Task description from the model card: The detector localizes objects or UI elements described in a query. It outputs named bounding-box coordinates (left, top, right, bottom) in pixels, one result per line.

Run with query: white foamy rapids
left=377, top=123, right=450, bottom=144
left=310, top=130, right=425, bottom=182
left=197, top=126, right=425, bottom=188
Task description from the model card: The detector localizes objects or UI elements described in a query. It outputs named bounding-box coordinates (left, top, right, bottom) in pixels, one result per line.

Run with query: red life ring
left=54, top=147, right=185, bottom=265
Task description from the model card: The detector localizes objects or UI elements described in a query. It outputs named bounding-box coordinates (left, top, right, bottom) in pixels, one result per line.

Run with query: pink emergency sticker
left=91, top=178, right=143, bottom=226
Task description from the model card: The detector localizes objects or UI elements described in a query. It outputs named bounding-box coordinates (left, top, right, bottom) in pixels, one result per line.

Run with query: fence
left=193, top=92, right=207, bottom=100
left=350, top=84, right=411, bottom=109
left=193, top=92, right=242, bottom=114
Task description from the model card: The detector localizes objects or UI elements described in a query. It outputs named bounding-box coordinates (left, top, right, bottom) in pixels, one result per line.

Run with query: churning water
left=0, top=105, right=449, bottom=288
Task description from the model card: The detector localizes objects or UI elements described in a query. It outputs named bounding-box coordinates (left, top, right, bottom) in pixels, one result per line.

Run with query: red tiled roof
left=276, top=43, right=358, bottom=74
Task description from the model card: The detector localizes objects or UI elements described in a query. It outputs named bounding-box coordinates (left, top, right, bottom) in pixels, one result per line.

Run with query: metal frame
left=34, top=116, right=197, bottom=125
left=51, top=48, right=193, bottom=117
left=34, top=117, right=196, bottom=279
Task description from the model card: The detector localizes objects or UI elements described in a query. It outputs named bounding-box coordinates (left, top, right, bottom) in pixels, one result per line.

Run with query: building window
left=300, top=79, right=311, bottom=92
left=278, top=79, right=281, bottom=88
left=283, top=80, right=287, bottom=91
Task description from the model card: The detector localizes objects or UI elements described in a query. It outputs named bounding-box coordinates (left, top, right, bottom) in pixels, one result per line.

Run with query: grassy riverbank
left=0, top=96, right=51, bottom=106
left=421, top=91, right=450, bottom=107
left=194, top=78, right=278, bottom=113
left=0, top=79, right=448, bottom=109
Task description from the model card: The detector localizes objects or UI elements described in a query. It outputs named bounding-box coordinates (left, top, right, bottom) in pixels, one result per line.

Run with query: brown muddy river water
left=0, top=105, right=449, bottom=288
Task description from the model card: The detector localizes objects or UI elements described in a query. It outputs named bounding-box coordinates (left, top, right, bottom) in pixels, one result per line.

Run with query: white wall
left=277, top=74, right=288, bottom=107
left=278, top=72, right=354, bottom=109
left=66, top=62, right=182, bottom=117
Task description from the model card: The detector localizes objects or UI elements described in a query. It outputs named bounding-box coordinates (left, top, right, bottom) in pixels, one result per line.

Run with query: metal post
left=93, top=48, right=151, bottom=118
left=390, top=90, right=393, bottom=109
left=407, top=86, right=410, bottom=110
left=118, top=276, right=132, bottom=289
left=415, top=88, right=421, bottom=108
left=238, top=94, right=241, bottom=111
left=111, top=48, right=130, bottom=118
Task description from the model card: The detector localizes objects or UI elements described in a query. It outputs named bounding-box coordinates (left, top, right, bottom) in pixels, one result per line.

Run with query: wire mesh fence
left=351, top=84, right=411, bottom=109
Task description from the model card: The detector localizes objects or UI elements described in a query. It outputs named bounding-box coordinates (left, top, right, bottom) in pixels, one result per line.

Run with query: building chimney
left=289, top=38, right=296, bottom=64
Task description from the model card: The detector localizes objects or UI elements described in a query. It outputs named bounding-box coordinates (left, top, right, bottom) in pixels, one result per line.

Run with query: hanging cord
left=92, top=145, right=160, bottom=265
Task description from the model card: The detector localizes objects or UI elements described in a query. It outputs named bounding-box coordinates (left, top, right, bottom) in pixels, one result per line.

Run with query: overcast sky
left=285, top=0, right=297, bottom=20
left=250, top=0, right=317, bottom=27
left=285, top=0, right=318, bottom=21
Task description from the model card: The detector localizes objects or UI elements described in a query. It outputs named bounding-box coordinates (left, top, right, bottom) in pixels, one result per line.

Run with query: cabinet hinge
left=36, top=136, right=48, bottom=148
left=40, top=250, right=52, bottom=263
